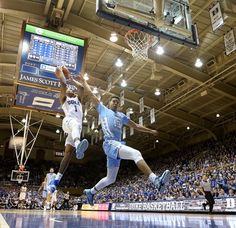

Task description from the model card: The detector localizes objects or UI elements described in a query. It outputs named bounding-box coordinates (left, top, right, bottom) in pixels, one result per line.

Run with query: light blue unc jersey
left=97, top=103, right=129, bottom=141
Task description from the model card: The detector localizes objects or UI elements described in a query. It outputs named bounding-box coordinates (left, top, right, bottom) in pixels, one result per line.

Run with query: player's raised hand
left=62, top=66, right=72, bottom=80
left=55, top=66, right=66, bottom=83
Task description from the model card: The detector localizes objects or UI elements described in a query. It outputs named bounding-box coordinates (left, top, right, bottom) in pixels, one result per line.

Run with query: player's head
left=49, top=168, right=54, bottom=173
left=66, top=88, right=76, bottom=97
left=108, top=95, right=120, bottom=111
left=202, top=175, right=208, bottom=181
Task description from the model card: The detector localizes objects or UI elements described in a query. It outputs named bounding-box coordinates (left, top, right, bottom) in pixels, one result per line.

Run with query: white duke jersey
left=62, top=96, right=83, bottom=122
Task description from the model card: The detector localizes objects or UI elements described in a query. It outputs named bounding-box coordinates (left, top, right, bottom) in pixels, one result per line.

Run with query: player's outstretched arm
left=78, top=74, right=100, bottom=106
left=62, top=66, right=84, bottom=101
left=55, top=67, right=67, bottom=104
left=127, top=119, right=158, bottom=136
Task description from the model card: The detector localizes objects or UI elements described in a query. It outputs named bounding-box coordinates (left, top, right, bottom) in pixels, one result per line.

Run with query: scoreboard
left=17, top=24, right=86, bottom=89
left=15, top=23, right=87, bottom=113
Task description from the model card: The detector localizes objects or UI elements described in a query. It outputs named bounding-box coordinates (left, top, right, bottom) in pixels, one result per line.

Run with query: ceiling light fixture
left=156, top=46, right=164, bottom=55
left=110, top=32, right=118, bottom=42
left=56, top=113, right=60, bottom=118
left=56, top=129, right=60, bottom=134
left=84, top=73, right=89, bottom=81
left=121, top=79, right=127, bottom=87
left=195, top=58, right=203, bottom=68
left=92, top=87, right=98, bottom=94
left=115, top=58, right=123, bottom=67
left=154, top=88, right=161, bottom=96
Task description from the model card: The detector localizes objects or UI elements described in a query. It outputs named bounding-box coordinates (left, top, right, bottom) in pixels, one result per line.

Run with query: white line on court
left=0, top=214, right=10, bottom=228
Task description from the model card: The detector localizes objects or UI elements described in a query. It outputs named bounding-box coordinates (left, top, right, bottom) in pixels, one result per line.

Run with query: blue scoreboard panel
left=17, top=24, right=86, bottom=89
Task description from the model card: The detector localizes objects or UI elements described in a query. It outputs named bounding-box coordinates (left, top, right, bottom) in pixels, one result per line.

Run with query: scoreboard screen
left=17, top=24, right=86, bottom=89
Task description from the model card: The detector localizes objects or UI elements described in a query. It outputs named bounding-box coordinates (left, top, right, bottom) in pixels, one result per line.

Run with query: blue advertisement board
left=17, top=24, right=86, bottom=89
left=15, top=84, right=63, bottom=113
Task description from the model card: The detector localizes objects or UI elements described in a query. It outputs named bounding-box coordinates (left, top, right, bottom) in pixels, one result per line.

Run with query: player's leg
left=65, top=118, right=88, bottom=159
left=118, top=144, right=170, bottom=192
left=47, top=143, right=74, bottom=195
left=84, top=160, right=120, bottom=206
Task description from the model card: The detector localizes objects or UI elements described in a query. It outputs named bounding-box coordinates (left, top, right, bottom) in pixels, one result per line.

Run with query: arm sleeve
left=122, top=113, right=130, bottom=125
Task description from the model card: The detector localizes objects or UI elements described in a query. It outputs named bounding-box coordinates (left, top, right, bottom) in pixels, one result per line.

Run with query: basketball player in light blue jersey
left=47, top=67, right=88, bottom=194
left=79, top=74, right=170, bottom=206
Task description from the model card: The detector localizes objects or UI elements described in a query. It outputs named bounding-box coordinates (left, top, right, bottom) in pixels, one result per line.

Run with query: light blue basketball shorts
left=103, top=140, right=125, bottom=168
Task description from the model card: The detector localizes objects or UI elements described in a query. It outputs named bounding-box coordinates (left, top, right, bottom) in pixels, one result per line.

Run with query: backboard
left=96, top=0, right=199, bottom=47
left=11, top=170, right=30, bottom=184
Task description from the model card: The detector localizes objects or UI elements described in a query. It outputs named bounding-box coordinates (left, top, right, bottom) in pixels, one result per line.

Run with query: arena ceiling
left=0, top=0, right=236, bottom=154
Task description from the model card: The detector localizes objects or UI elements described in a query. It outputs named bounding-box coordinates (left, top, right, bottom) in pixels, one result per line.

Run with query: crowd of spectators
left=93, top=132, right=236, bottom=203
left=0, top=131, right=235, bottom=207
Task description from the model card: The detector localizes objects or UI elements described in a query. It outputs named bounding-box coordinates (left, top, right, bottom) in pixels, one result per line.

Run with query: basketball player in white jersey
left=19, top=184, right=27, bottom=208
left=47, top=66, right=88, bottom=194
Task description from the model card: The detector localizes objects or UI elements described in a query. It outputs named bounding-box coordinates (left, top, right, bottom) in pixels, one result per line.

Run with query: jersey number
left=74, top=105, right=78, bottom=112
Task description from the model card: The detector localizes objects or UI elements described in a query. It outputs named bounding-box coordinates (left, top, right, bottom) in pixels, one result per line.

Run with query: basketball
left=62, top=66, right=71, bottom=80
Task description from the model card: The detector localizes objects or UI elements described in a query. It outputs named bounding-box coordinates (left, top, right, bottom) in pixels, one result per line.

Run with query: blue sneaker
left=154, top=170, right=171, bottom=193
left=84, top=189, right=94, bottom=206
left=76, top=139, right=89, bottom=159
left=47, top=179, right=60, bottom=194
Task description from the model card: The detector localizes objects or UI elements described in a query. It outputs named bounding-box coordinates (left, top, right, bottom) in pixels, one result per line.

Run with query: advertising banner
left=15, top=84, right=62, bottom=113
left=111, top=197, right=236, bottom=212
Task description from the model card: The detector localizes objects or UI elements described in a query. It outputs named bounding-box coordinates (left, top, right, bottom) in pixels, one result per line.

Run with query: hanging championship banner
left=91, top=118, right=95, bottom=130
left=139, top=97, right=144, bottom=113
left=123, top=126, right=126, bottom=139
left=120, top=90, right=124, bottom=106
left=99, top=129, right=103, bottom=140
left=209, top=2, right=224, bottom=32
left=224, top=29, right=236, bottom=56
left=81, top=128, right=85, bottom=138
left=139, top=116, right=143, bottom=126
left=130, top=127, right=134, bottom=136
left=95, top=134, right=98, bottom=144
left=87, top=122, right=90, bottom=133
left=150, top=108, right=155, bottom=124
left=107, top=75, right=113, bottom=91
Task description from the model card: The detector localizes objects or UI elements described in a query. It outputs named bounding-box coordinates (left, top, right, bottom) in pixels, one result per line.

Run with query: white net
left=125, top=29, right=154, bottom=61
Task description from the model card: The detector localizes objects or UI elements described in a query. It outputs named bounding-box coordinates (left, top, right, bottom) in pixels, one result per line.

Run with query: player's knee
left=107, top=176, right=116, bottom=185
left=133, top=149, right=143, bottom=164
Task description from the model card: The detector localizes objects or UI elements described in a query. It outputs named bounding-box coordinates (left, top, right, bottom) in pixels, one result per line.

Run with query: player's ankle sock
left=74, top=139, right=80, bottom=149
left=55, top=173, right=63, bottom=181
left=148, top=173, right=157, bottom=183
left=91, top=187, right=98, bottom=194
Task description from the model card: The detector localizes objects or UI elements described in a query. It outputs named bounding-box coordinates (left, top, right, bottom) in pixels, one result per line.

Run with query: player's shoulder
left=117, top=111, right=126, bottom=117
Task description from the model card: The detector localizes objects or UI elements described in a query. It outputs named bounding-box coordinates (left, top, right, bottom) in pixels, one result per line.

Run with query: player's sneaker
left=84, top=189, right=94, bottom=206
left=154, top=170, right=171, bottom=193
left=202, top=203, right=206, bottom=210
left=47, top=179, right=60, bottom=194
left=76, top=139, right=89, bottom=159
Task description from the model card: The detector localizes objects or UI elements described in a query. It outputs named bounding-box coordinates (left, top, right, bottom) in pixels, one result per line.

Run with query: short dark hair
left=109, top=95, right=120, bottom=102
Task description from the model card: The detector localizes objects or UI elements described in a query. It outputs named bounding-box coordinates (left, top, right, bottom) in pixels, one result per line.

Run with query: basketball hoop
left=125, top=29, right=154, bottom=61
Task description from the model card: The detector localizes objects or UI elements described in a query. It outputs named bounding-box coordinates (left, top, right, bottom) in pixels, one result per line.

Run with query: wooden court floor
left=0, top=209, right=236, bottom=227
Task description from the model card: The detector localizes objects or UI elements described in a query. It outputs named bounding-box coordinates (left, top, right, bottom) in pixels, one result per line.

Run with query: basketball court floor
left=0, top=210, right=236, bottom=228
